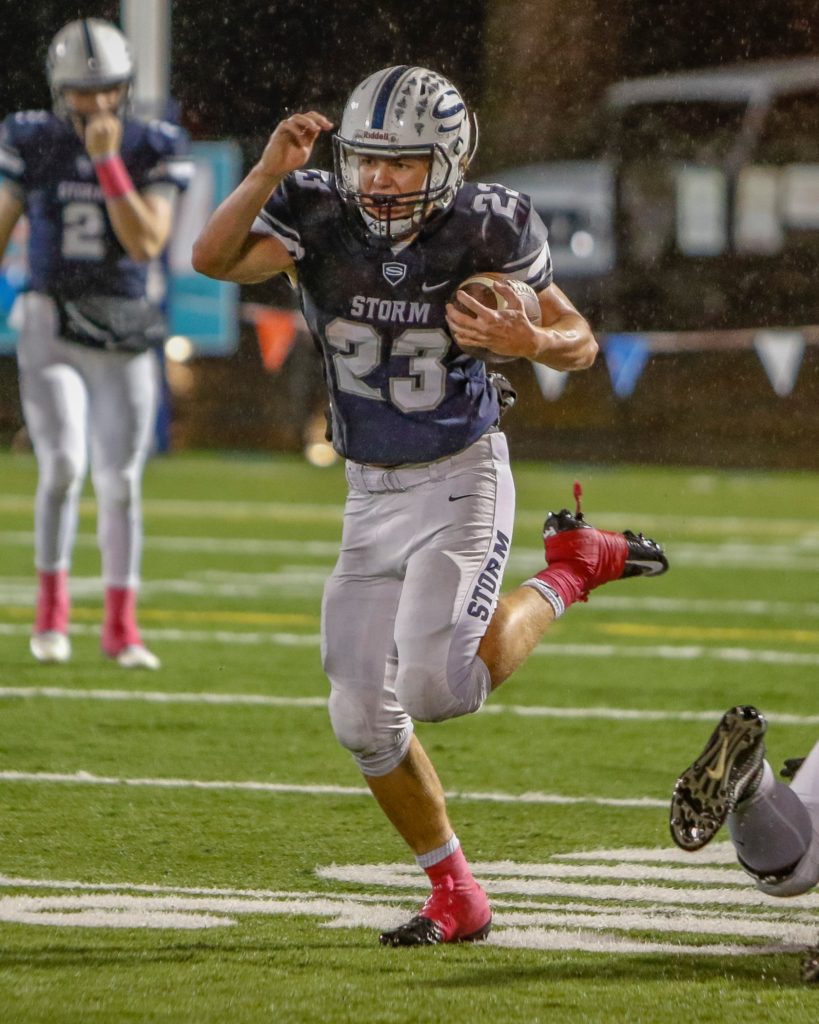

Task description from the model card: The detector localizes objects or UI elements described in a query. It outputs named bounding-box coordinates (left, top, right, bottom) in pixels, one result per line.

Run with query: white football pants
left=322, top=431, right=516, bottom=777
left=16, top=292, right=158, bottom=588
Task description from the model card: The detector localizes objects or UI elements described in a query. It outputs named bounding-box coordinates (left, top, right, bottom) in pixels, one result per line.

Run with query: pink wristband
left=93, top=154, right=135, bottom=199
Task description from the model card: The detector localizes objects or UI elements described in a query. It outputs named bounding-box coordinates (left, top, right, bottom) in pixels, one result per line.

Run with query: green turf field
left=1, top=450, right=818, bottom=1023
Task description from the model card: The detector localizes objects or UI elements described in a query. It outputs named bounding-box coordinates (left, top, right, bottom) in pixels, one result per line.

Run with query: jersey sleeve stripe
left=147, top=158, right=196, bottom=188
left=502, top=244, right=544, bottom=273
left=252, top=211, right=305, bottom=260
left=0, top=145, right=24, bottom=179
left=503, top=242, right=552, bottom=286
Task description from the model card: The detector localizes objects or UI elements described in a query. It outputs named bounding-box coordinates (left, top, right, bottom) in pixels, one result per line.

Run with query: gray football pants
left=322, top=431, right=515, bottom=776
left=732, top=739, right=819, bottom=897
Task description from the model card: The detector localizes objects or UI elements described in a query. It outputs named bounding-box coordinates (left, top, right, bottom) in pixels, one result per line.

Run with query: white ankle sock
left=416, top=834, right=460, bottom=869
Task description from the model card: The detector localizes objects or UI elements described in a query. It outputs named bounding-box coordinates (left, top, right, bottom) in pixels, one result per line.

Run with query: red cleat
left=540, top=508, right=668, bottom=604
left=531, top=486, right=668, bottom=612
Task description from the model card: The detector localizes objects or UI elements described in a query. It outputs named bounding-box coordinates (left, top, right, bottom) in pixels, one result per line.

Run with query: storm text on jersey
left=349, top=296, right=431, bottom=324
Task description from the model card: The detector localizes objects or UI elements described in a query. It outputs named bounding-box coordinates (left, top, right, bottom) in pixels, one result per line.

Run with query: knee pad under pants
left=92, top=464, right=140, bottom=508
left=327, top=683, right=413, bottom=777
left=322, top=575, right=414, bottom=777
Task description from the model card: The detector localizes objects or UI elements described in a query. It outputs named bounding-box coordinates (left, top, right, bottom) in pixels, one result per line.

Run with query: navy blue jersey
left=254, top=171, right=552, bottom=465
left=0, top=110, right=193, bottom=299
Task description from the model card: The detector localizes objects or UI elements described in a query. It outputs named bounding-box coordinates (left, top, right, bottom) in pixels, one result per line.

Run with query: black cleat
left=670, top=706, right=767, bottom=852
left=379, top=915, right=445, bottom=946
left=619, top=529, right=670, bottom=579
left=379, top=876, right=492, bottom=947
left=379, top=913, right=491, bottom=947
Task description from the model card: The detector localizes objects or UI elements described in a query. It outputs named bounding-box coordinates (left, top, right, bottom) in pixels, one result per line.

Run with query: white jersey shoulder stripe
left=147, top=158, right=195, bottom=187
left=252, top=211, right=304, bottom=260
left=503, top=241, right=552, bottom=286
left=0, top=145, right=24, bottom=178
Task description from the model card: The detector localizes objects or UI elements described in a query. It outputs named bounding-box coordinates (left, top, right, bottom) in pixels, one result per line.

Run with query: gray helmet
left=333, top=65, right=477, bottom=241
left=47, top=18, right=134, bottom=117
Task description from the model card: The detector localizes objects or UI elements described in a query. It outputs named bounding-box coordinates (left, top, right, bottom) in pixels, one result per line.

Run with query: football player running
left=194, top=66, right=669, bottom=946
left=0, top=18, right=193, bottom=669
left=670, top=706, right=819, bottom=982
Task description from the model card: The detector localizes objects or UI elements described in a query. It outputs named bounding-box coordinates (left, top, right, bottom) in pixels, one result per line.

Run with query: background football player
left=193, top=65, right=668, bottom=945
left=671, top=705, right=819, bottom=982
left=0, top=18, right=193, bottom=668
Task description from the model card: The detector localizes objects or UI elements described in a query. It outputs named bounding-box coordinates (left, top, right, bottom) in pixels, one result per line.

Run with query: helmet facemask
left=333, top=139, right=462, bottom=242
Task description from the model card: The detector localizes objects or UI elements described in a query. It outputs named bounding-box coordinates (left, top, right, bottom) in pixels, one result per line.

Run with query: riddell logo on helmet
left=354, top=130, right=399, bottom=142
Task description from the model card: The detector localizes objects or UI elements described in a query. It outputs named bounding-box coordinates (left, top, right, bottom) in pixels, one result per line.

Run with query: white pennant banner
left=532, top=362, right=568, bottom=401
left=753, top=330, right=805, bottom=397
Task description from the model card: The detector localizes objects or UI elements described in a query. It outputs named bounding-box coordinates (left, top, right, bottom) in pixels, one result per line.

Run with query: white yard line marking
left=0, top=623, right=321, bottom=646
left=0, top=685, right=328, bottom=707
left=3, top=851, right=818, bottom=953
left=2, top=684, right=818, bottom=726
left=3, top=578, right=819, bottom=619
left=318, top=863, right=819, bottom=912
left=2, top=621, right=818, bottom=667
left=3, top=530, right=819, bottom=572
left=0, top=769, right=667, bottom=809
left=3, top=495, right=819, bottom=538
left=554, top=844, right=741, bottom=863
left=0, top=496, right=344, bottom=524
left=0, top=874, right=408, bottom=902
left=5, top=578, right=819, bottom=631
left=0, top=531, right=340, bottom=558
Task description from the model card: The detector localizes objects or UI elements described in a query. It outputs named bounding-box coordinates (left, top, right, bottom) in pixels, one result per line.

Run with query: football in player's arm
left=0, top=18, right=193, bottom=670
left=194, top=65, right=669, bottom=946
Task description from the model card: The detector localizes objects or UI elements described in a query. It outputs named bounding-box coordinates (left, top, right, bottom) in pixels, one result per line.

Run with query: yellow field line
left=2, top=604, right=817, bottom=644
left=601, top=622, right=819, bottom=645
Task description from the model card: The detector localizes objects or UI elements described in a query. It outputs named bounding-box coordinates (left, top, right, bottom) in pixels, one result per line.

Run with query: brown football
left=450, top=272, right=542, bottom=362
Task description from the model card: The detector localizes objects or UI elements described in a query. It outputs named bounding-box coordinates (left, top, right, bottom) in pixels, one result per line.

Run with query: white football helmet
left=333, top=65, right=477, bottom=241
left=47, top=18, right=134, bottom=119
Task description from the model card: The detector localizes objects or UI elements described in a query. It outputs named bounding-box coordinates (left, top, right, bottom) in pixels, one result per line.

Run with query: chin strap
left=359, top=206, right=416, bottom=241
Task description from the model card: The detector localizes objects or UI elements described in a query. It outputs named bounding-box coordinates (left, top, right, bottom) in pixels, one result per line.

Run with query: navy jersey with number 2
left=0, top=110, right=192, bottom=301
left=254, top=171, right=553, bottom=466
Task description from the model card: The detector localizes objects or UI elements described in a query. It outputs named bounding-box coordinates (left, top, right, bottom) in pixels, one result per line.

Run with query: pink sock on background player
left=102, top=586, right=142, bottom=654
left=35, top=569, right=70, bottom=634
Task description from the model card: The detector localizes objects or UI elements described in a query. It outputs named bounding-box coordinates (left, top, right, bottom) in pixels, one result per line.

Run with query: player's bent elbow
left=191, top=241, right=235, bottom=280
left=191, top=240, right=219, bottom=277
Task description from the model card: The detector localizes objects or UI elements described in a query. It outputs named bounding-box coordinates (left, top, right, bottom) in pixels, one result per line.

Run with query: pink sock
left=102, top=586, right=142, bottom=655
left=35, top=570, right=70, bottom=633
